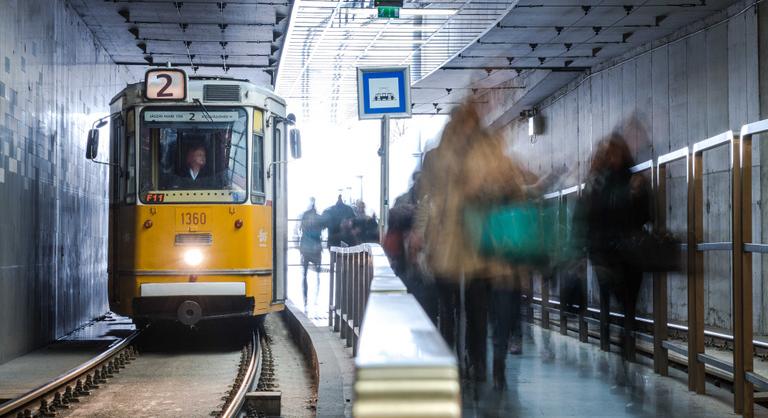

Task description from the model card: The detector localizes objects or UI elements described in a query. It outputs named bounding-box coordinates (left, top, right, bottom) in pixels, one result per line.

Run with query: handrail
left=328, top=243, right=460, bottom=417
left=692, top=130, right=735, bottom=154
left=657, top=146, right=689, bottom=165
left=740, top=118, right=768, bottom=137
left=630, top=159, right=654, bottom=173
left=561, top=185, right=580, bottom=195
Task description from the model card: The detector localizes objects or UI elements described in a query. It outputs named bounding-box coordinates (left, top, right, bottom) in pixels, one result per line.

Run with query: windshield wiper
left=192, top=98, right=214, bottom=122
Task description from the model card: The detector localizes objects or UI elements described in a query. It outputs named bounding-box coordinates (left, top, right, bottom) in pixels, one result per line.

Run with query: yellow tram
left=86, top=68, right=300, bottom=326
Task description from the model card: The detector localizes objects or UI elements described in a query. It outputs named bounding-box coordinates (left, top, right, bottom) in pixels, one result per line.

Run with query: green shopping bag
left=464, top=203, right=558, bottom=264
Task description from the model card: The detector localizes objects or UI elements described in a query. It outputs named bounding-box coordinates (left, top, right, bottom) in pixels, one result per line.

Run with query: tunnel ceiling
left=412, top=0, right=739, bottom=119
left=69, top=0, right=293, bottom=86
left=275, top=0, right=515, bottom=121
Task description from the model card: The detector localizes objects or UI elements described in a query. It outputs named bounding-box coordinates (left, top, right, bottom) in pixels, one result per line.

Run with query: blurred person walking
left=322, top=195, right=356, bottom=248
left=384, top=172, right=438, bottom=323
left=417, top=103, right=560, bottom=389
left=299, top=198, right=324, bottom=304
left=576, top=133, right=652, bottom=362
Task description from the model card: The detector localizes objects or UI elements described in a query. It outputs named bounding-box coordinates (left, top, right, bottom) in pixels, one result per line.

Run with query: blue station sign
left=357, top=66, right=412, bottom=120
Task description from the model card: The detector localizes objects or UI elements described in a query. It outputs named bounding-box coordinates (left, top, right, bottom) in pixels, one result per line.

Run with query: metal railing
left=327, top=243, right=460, bottom=417
left=531, top=121, right=768, bottom=416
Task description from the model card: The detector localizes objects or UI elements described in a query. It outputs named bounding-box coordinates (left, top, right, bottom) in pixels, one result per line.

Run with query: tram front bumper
left=133, top=295, right=255, bottom=325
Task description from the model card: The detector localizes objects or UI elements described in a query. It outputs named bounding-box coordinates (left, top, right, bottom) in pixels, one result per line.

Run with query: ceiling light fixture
left=342, top=7, right=458, bottom=17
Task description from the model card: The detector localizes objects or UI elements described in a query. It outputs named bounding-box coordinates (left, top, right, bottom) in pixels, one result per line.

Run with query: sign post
left=379, top=115, right=390, bottom=239
left=356, top=66, right=411, bottom=239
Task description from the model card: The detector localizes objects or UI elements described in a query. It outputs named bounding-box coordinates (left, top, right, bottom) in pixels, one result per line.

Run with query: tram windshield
left=139, top=107, right=248, bottom=203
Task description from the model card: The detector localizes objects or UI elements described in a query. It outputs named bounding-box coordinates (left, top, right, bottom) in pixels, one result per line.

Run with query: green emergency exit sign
left=377, top=6, right=400, bottom=18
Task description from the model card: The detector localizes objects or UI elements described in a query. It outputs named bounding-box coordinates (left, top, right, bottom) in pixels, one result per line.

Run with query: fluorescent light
left=400, top=8, right=458, bottom=16
left=341, top=7, right=458, bottom=17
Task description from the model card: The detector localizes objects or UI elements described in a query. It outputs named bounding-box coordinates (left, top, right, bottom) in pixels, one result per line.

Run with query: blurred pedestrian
left=322, top=195, right=356, bottom=248
left=417, top=108, right=476, bottom=356
left=576, top=133, right=651, bottom=361
left=349, top=201, right=379, bottom=244
left=299, top=198, right=324, bottom=304
left=419, top=102, right=564, bottom=389
left=385, top=172, right=438, bottom=324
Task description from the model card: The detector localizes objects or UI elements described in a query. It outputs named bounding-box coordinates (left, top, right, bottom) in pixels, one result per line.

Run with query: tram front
left=88, top=68, right=297, bottom=327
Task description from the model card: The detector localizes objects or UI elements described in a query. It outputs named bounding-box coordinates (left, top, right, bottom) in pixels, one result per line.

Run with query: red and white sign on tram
left=144, top=68, right=187, bottom=100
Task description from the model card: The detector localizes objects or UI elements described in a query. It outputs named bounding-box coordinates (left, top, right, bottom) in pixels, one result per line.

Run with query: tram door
left=108, top=114, right=122, bottom=306
left=272, top=118, right=287, bottom=304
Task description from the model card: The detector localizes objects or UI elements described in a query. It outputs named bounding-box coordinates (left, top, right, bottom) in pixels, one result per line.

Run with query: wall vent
left=174, top=233, right=213, bottom=246
left=203, top=84, right=240, bottom=102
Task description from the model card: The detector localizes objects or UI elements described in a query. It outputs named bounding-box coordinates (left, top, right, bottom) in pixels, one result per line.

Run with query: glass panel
left=110, top=115, right=122, bottom=202
left=125, top=109, right=136, bottom=204
left=251, top=133, right=265, bottom=201
left=139, top=107, right=248, bottom=204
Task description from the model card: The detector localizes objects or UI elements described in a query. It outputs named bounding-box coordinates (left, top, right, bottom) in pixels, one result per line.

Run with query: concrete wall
left=497, top=1, right=767, bottom=334
left=0, top=0, right=132, bottom=363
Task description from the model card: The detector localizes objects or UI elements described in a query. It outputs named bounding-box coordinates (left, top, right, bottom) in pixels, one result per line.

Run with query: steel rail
left=220, top=331, right=262, bottom=418
left=0, top=330, right=141, bottom=417
left=528, top=296, right=768, bottom=349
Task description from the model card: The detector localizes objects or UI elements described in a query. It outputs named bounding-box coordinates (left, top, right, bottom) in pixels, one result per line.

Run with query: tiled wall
left=0, top=0, right=133, bottom=363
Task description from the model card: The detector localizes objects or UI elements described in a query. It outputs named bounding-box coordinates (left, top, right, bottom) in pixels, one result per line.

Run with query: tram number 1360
left=175, top=209, right=210, bottom=231
left=180, top=211, right=207, bottom=225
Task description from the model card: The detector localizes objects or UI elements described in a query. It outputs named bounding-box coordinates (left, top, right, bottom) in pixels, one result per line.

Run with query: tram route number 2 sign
left=357, top=66, right=411, bottom=120
left=145, top=68, right=188, bottom=101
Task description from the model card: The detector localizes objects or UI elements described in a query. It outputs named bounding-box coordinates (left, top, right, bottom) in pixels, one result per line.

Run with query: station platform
left=0, top=314, right=135, bottom=403
left=287, top=248, right=767, bottom=417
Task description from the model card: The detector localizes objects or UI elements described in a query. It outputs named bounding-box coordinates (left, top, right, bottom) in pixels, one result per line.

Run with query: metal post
left=379, top=115, right=390, bottom=240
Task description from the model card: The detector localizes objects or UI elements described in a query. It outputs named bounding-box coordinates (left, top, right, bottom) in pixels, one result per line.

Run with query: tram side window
left=110, top=115, right=123, bottom=202
left=252, top=133, right=265, bottom=203
left=125, top=109, right=136, bottom=203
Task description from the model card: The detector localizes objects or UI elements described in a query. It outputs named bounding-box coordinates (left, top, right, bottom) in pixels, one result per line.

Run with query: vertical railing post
left=578, top=184, right=589, bottom=343
left=579, top=259, right=589, bottom=343
left=340, top=252, right=348, bottom=340
left=558, top=192, right=567, bottom=335
left=739, top=126, right=756, bottom=416
left=653, top=163, right=670, bottom=376
left=731, top=133, right=745, bottom=414
left=540, top=192, right=559, bottom=330
left=329, top=250, right=336, bottom=329
left=690, top=146, right=706, bottom=394
left=541, top=270, right=551, bottom=330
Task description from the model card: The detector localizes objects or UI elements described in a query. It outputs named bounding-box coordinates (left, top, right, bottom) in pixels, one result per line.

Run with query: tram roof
left=110, top=77, right=286, bottom=113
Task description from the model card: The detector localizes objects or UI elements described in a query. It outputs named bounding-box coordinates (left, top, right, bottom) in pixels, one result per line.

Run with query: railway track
left=0, top=325, right=264, bottom=418
left=0, top=331, right=141, bottom=418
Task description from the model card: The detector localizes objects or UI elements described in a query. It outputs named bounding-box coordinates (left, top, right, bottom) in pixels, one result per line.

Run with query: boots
left=493, top=354, right=506, bottom=390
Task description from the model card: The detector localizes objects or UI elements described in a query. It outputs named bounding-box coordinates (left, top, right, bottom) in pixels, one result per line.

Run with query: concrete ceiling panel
left=129, top=4, right=277, bottom=25
left=499, top=7, right=584, bottom=27
left=70, top=0, right=291, bottom=85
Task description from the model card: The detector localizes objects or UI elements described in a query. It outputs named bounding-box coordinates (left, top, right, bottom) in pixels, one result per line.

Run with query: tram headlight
left=183, top=249, right=204, bottom=267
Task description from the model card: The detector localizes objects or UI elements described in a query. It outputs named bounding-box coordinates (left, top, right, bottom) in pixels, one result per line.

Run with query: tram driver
left=173, top=142, right=217, bottom=189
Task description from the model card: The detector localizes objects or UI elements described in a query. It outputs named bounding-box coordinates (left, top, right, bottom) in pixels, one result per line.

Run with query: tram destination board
left=145, top=68, right=188, bottom=101
left=356, top=66, right=411, bottom=120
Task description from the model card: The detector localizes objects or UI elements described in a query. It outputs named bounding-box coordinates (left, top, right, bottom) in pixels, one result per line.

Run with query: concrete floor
left=287, top=262, right=355, bottom=417
left=288, top=250, right=767, bottom=417
left=263, top=314, right=316, bottom=416
left=463, top=323, right=768, bottom=417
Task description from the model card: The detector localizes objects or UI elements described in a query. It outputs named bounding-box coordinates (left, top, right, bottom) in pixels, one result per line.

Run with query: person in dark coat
left=299, top=198, right=324, bottom=303
left=322, top=195, right=356, bottom=248
left=576, top=133, right=651, bottom=361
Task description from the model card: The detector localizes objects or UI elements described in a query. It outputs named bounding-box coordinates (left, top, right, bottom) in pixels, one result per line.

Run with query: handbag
left=615, top=229, right=683, bottom=272
left=464, top=203, right=558, bottom=264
